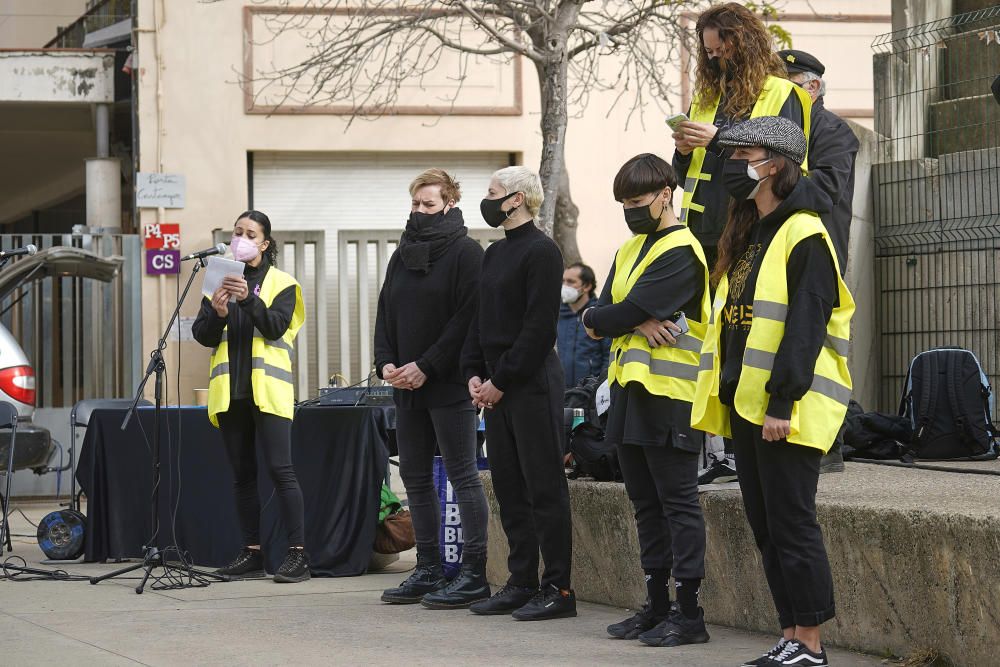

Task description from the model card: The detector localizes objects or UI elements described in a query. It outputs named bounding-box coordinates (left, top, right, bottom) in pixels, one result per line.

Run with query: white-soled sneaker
left=771, top=640, right=829, bottom=666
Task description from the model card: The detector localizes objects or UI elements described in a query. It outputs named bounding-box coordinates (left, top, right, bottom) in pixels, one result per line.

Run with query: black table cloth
left=77, top=405, right=389, bottom=576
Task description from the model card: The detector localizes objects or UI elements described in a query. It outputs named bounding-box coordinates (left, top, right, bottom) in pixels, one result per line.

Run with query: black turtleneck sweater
left=719, top=177, right=838, bottom=420
left=461, top=221, right=563, bottom=391
left=192, top=258, right=297, bottom=401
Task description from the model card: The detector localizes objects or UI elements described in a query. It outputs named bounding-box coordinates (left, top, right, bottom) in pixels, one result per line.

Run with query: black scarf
left=398, top=207, right=468, bottom=273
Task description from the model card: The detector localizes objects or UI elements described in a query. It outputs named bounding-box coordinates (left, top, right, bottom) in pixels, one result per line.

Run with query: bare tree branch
left=216, top=0, right=730, bottom=257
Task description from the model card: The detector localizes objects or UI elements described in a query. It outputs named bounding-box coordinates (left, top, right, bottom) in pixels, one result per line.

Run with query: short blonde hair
left=409, top=168, right=461, bottom=204
left=492, top=166, right=543, bottom=218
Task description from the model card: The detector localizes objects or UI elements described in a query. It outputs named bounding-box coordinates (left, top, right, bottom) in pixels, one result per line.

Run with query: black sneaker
left=741, top=638, right=790, bottom=666
left=638, top=607, right=710, bottom=646
left=273, top=548, right=310, bottom=583
left=698, top=458, right=738, bottom=484
left=770, top=640, right=829, bottom=666
left=511, top=584, right=577, bottom=621
left=469, top=582, right=537, bottom=615
left=607, top=602, right=669, bottom=639
left=214, top=547, right=264, bottom=578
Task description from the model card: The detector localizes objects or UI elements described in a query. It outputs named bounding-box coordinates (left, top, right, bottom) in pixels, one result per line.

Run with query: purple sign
left=146, top=249, right=180, bottom=275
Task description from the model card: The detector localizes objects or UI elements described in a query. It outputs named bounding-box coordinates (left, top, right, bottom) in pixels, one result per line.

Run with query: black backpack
left=567, top=423, right=622, bottom=482
left=564, top=375, right=606, bottom=429
left=899, top=348, right=998, bottom=461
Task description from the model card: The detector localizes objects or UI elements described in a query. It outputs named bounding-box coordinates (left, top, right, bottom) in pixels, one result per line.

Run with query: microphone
left=0, top=244, right=38, bottom=259
left=180, top=243, right=228, bottom=262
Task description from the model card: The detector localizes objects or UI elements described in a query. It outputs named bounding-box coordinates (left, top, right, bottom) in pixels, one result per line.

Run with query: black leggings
left=217, top=399, right=305, bottom=547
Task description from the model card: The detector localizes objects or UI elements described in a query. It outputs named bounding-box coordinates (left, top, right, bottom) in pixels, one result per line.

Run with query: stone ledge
left=482, top=461, right=1000, bottom=666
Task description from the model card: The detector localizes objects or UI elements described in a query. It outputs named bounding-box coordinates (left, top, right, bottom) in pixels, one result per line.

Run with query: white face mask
left=745, top=158, right=772, bottom=199
left=561, top=285, right=581, bottom=304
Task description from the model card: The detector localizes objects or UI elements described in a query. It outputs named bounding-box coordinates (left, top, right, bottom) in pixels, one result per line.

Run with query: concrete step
left=954, top=0, right=1000, bottom=15
left=928, top=93, right=1000, bottom=155
left=482, top=460, right=1000, bottom=667
left=941, top=25, right=1000, bottom=100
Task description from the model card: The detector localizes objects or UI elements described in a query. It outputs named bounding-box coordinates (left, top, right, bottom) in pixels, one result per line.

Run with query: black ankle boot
left=420, top=554, right=491, bottom=609
left=381, top=550, right=446, bottom=604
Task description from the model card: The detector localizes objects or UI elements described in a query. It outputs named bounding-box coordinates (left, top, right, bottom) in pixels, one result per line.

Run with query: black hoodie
left=719, top=176, right=839, bottom=420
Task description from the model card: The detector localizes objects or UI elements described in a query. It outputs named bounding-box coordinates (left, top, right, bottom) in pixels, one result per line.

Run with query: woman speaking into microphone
left=192, top=210, right=308, bottom=583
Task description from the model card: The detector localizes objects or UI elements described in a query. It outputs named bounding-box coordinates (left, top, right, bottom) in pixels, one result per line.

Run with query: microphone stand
left=90, top=257, right=229, bottom=593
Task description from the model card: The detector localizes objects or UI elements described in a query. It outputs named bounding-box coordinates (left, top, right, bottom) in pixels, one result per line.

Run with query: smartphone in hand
left=671, top=311, right=690, bottom=336
left=666, top=113, right=690, bottom=131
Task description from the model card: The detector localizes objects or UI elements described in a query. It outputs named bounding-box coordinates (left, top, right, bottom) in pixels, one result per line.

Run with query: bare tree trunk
left=535, top=57, right=570, bottom=239
left=553, top=167, right=581, bottom=265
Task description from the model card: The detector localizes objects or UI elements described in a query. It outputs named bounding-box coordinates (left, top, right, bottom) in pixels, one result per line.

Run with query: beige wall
left=0, top=0, right=89, bottom=48
left=136, top=0, right=890, bottom=401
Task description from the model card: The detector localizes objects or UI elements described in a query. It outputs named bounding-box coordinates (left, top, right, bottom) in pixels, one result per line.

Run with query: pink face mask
left=230, top=235, right=261, bottom=263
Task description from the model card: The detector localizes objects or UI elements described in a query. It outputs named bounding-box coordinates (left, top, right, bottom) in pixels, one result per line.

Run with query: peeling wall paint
left=0, top=52, right=114, bottom=103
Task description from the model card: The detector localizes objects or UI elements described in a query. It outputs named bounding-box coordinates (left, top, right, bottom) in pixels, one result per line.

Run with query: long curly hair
left=711, top=153, right=800, bottom=286
left=693, top=3, right=788, bottom=120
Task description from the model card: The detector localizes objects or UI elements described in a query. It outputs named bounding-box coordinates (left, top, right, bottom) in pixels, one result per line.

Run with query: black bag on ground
left=841, top=405, right=911, bottom=461
left=899, top=347, right=998, bottom=461
left=564, top=375, right=606, bottom=429
left=567, top=423, right=622, bottom=482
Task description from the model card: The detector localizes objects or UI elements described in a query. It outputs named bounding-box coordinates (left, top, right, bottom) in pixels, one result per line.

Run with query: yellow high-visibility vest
left=680, top=76, right=812, bottom=225
left=207, top=266, right=305, bottom=427
left=607, top=226, right=711, bottom=402
left=691, top=211, right=854, bottom=452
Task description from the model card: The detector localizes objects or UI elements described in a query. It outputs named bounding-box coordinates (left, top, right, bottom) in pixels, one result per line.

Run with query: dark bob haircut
left=613, top=153, right=678, bottom=202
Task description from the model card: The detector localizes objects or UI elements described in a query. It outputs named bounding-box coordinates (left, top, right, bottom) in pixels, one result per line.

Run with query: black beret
left=778, top=49, right=825, bottom=77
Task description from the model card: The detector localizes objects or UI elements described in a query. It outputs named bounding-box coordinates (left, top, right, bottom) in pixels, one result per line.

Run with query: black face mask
left=707, top=57, right=722, bottom=76
left=480, top=192, right=518, bottom=228
left=722, top=158, right=771, bottom=201
left=623, top=192, right=665, bottom=235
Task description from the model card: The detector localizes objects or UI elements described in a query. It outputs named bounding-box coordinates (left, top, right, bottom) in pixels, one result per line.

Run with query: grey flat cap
left=716, top=116, right=808, bottom=165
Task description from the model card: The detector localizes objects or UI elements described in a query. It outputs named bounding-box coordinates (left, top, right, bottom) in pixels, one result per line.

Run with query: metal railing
left=44, top=0, right=131, bottom=49
left=0, top=234, right=142, bottom=408
left=871, top=6, right=1000, bottom=410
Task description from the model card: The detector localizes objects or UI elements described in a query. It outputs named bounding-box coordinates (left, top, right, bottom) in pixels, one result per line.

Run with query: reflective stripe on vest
left=607, top=227, right=711, bottom=402
left=207, top=266, right=305, bottom=427
left=691, top=211, right=854, bottom=452
left=680, top=76, right=812, bottom=225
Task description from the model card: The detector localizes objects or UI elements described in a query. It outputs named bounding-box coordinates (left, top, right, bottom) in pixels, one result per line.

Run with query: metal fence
left=871, top=6, right=1000, bottom=411
left=0, top=234, right=142, bottom=408
left=44, top=0, right=131, bottom=49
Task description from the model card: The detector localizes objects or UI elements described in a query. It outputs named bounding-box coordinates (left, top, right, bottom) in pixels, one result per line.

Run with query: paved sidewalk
left=1, top=503, right=882, bottom=666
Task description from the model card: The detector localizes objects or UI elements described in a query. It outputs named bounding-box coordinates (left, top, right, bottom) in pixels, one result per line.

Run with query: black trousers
left=730, top=412, right=835, bottom=628
left=485, top=351, right=573, bottom=589
left=217, top=398, right=305, bottom=547
left=396, top=401, right=488, bottom=557
left=617, top=442, right=705, bottom=580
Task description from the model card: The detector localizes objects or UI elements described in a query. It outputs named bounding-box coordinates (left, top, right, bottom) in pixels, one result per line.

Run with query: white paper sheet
left=202, top=256, right=246, bottom=301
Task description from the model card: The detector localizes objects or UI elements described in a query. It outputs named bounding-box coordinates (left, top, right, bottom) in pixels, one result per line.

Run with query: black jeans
left=217, top=399, right=305, bottom=547
left=617, top=442, right=705, bottom=580
left=485, top=351, right=573, bottom=589
left=395, top=401, right=488, bottom=557
left=730, top=412, right=835, bottom=628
